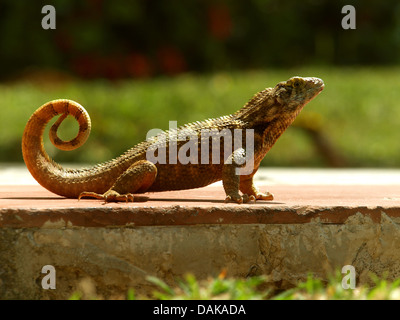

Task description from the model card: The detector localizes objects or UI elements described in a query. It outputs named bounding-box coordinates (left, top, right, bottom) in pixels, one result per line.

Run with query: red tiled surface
left=1, top=184, right=400, bottom=227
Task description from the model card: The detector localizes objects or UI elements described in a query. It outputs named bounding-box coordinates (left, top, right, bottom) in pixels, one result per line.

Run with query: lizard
left=22, top=76, right=324, bottom=203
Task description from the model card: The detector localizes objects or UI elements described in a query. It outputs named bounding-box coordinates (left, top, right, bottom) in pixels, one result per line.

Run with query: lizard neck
left=241, top=112, right=299, bottom=166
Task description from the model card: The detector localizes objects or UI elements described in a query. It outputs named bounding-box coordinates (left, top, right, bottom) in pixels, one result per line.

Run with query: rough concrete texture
left=1, top=179, right=400, bottom=299
left=2, top=213, right=400, bottom=299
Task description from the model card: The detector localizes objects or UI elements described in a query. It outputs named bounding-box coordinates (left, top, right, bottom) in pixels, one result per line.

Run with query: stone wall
left=2, top=212, right=400, bottom=299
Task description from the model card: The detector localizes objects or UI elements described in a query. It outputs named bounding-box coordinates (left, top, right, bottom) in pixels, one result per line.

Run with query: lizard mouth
left=307, top=78, right=324, bottom=99
left=314, top=78, right=325, bottom=92
left=307, top=77, right=324, bottom=90
left=304, top=77, right=324, bottom=102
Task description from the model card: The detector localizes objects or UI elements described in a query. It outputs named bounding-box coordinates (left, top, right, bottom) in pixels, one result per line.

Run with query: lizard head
left=236, top=76, right=324, bottom=125
left=273, top=76, right=324, bottom=113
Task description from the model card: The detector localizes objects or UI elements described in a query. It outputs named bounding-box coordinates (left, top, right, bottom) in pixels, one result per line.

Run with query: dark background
left=1, top=0, right=399, bottom=80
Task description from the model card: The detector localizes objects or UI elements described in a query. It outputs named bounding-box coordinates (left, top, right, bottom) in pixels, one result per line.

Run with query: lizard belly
left=147, top=163, right=223, bottom=192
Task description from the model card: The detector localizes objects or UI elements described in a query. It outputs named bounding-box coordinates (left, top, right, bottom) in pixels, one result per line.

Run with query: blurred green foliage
left=3, top=67, right=400, bottom=167
left=1, top=0, right=400, bottom=79
left=70, top=271, right=400, bottom=300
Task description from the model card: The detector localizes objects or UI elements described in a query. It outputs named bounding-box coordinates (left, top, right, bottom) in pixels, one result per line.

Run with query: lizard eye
left=292, top=79, right=301, bottom=88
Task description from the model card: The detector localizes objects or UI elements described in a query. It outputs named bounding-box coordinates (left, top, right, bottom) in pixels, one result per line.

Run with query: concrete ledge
left=1, top=180, right=400, bottom=299
left=2, top=184, right=400, bottom=227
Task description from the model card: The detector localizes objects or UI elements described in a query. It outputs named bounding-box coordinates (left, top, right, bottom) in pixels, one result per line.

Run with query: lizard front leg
left=223, top=150, right=274, bottom=204
left=222, top=148, right=256, bottom=204
left=79, top=160, right=157, bottom=202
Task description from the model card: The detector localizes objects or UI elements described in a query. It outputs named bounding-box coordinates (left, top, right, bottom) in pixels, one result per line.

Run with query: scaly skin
left=22, top=76, right=324, bottom=203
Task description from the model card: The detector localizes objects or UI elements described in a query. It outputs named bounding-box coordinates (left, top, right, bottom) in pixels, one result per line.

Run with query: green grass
left=69, top=271, right=400, bottom=300
left=145, top=272, right=400, bottom=300
left=2, top=66, right=400, bottom=167
left=145, top=273, right=269, bottom=300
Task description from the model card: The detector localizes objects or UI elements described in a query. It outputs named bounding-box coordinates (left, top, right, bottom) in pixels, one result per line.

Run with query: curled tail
left=22, top=99, right=92, bottom=197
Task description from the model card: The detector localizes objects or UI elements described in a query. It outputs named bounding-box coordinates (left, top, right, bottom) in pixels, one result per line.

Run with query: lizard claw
left=110, top=193, right=134, bottom=202
left=254, top=191, right=274, bottom=201
left=79, top=190, right=135, bottom=203
left=240, top=194, right=256, bottom=203
left=224, top=193, right=267, bottom=204
left=225, top=194, right=256, bottom=204
left=225, top=194, right=243, bottom=204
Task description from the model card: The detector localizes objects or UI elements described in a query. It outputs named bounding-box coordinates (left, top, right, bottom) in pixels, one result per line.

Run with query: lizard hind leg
left=79, top=160, right=157, bottom=202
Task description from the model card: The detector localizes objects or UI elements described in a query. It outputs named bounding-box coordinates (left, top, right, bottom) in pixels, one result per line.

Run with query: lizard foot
left=254, top=191, right=274, bottom=201
left=78, top=190, right=134, bottom=202
left=225, top=194, right=256, bottom=204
